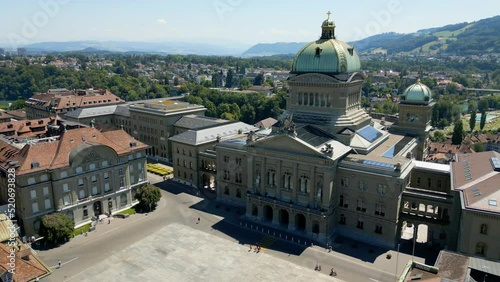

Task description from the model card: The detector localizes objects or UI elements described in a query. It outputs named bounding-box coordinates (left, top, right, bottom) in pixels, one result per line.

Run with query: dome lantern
left=321, top=11, right=336, bottom=39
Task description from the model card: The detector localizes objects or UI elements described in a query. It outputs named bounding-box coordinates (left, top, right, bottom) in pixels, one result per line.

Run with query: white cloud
left=157, top=18, right=167, bottom=25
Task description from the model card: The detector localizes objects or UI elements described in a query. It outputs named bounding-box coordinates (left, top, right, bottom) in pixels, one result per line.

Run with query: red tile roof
left=0, top=242, right=50, bottom=281
left=452, top=151, right=500, bottom=213
left=0, top=118, right=54, bottom=138
left=1, top=127, right=148, bottom=175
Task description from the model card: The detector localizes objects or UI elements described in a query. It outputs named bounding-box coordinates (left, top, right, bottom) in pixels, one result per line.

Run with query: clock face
left=406, top=113, right=419, bottom=123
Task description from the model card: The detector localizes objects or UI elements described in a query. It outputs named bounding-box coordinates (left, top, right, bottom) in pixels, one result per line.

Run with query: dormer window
left=315, top=47, right=322, bottom=56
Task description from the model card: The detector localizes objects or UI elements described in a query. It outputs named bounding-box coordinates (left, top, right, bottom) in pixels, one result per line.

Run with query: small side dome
left=401, top=80, right=433, bottom=104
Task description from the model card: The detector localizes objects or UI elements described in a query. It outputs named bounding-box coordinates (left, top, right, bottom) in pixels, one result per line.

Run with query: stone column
left=288, top=210, right=296, bottom=231
left=272, top=205, right=279, bottom=226
left=293, top=163, right=298, bottom=201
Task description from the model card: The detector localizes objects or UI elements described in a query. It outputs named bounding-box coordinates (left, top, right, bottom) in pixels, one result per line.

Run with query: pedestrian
left=108, top=219, right=111, bottom=224
left=315, top=262, right=319, bottom=271
left=58, top=260, right=61, bottom=268
left=197, top=217, right=200, bottom=224
left=326, top=243, right=329, bottom=252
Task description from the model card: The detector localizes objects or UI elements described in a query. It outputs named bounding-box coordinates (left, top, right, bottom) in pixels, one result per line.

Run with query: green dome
left=291, top=39, right=361, bottom=74
left=402, top=80, right=433, bottom=104
left=291, top=12, right=361, bottom=75
left=322, top=19, right=335, bottom=27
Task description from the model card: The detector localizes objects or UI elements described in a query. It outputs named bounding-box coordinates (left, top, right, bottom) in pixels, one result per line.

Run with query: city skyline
left=1, top=0, right=499, bottom=49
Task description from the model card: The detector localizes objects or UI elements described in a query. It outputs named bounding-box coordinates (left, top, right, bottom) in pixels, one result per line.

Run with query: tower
left=392, top=80, right=435, bottom=160
left=285, top=11, right=370, bottom=135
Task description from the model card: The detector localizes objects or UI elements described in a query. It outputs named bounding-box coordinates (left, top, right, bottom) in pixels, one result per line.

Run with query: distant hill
left=241, top=15, right=500, bottom=57
left=17, top=41, right=248, bottom=56
left=241, top=42, right=307, bottom=58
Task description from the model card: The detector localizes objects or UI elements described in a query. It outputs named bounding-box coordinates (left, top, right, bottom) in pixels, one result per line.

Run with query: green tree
left=478, top=99, right=489, bottom=112
left=451, top=120, right=464, bottom=145
left=239, top=78, right=251, bottom=90
left=473, top=142, right=484, bottom=152
left=469, top=111, right=477, bottom=132
left=39, top=213, right=74, bottom=244
left=9, top=98, right=25, bottom=110
left=241, top=104, right=256, bottom=124
left=430, top=130, right=447, bottom=142
left=135, top=184, right=162, bottom=211
left=480, top=110, right=487, bottom=131
left=226, top=69, right=234, bottom=88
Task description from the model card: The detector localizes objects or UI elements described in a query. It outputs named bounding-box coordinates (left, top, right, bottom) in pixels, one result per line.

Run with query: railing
left=246, top=192, right=329, bottom=216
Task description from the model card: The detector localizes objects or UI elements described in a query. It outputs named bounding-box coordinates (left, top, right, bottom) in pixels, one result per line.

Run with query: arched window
left=475, top=242, right=487, bottom=256
left=480, top=224, right=488, bottom=235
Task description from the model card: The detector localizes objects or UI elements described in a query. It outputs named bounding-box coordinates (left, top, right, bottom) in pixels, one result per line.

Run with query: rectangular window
left=138, top=162, right=143, bottom=170
left=43, top=187, right=49, bottom=196
left=28, top=177, right=36, bottom=185
left=89, top=163, right=96, bottom=170
left=79, top=189, right=86, bottom=199
left=31, top=190, right=37, bottom=199
left=91, top=175, right=97, bottom=184
left=44, top=199, right=51, bottom=210
left=118, top=168, right=124, bottom=176
left=92, top=186, right=99, bottom=195
left=120, top=177, right=125, bottom=188
left=83, top=206, right=88, bottom=217
left=32, top=202, right=39, bottom=213
left=63, top=194, right=71, bottom=206
left=78, top=178, right=84, bottom=186
left=101, top=160, right=109, bottom=167
left=130, top=175, right=135, bottom=185
left=104, top=172, right=109, bottom=179
left=129, top=164, right=134, bottom=173
left=76, top=166, right=83, bottom=173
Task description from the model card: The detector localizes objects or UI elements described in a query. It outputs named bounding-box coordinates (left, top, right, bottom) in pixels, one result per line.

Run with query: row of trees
left=182, top=83, right=285, bottom=124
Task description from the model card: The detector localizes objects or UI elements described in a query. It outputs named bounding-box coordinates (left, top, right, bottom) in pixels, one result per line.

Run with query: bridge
left=465, top=88, right=500, bottom=93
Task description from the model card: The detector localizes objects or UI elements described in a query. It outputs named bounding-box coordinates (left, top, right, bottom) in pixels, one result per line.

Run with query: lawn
left=444, top=111, right=500, bottom=134
left=119, top=207, right=136, bottom=216
left=73, top=223, right=91, bottom=237
left=0, top=100, right=16, bottom=109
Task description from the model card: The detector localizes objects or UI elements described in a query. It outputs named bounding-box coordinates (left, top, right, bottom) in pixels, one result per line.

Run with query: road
left=38, top=177, right=408, bottom=282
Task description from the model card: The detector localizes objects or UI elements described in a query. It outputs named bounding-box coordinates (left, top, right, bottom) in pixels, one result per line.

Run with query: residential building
left=0, top=127, right=148, bottom=236
left=25, top=88, right=125, bottom=119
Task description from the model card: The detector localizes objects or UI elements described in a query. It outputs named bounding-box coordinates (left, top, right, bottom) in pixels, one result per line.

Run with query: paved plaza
left=66, top=223, right=337, bottom=282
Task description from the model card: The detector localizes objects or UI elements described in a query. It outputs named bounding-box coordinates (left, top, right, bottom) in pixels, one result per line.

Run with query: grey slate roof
left=64, top=105, right=117, bottom=119
left=174, top=115, right=228, bottom=130
left=169, top=121, right=257, bottom=145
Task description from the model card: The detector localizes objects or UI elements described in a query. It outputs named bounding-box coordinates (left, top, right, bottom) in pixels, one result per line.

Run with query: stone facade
left=0, top=127, right=148, bottom=236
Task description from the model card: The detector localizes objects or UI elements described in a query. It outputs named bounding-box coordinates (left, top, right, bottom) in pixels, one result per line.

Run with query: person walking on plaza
left=58, top=260, right=61, bottom=268
left=197, top=217, right=200, bottom=224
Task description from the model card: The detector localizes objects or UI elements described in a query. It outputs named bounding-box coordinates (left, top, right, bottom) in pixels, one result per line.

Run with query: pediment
left=250, top=134, right=322, bottom=157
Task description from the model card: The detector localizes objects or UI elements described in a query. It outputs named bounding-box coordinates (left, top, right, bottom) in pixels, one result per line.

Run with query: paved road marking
left=51, top=257, right=79, bottom=269
left=369, top=278, right=382, bottom=282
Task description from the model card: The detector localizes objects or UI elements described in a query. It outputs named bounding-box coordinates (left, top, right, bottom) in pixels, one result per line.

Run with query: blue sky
left=1, top=0, right=499, bottom=48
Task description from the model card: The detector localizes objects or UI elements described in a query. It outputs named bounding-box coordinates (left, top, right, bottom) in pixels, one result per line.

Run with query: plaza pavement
left=38, top=172, right=427, bottom=282
left=65, top=223, right=338, bottom=282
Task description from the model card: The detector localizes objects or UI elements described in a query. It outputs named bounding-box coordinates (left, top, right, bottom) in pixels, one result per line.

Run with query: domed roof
left=291, top=12, right=361, bottom=75
left=401, top=80, right=433, bottom=104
